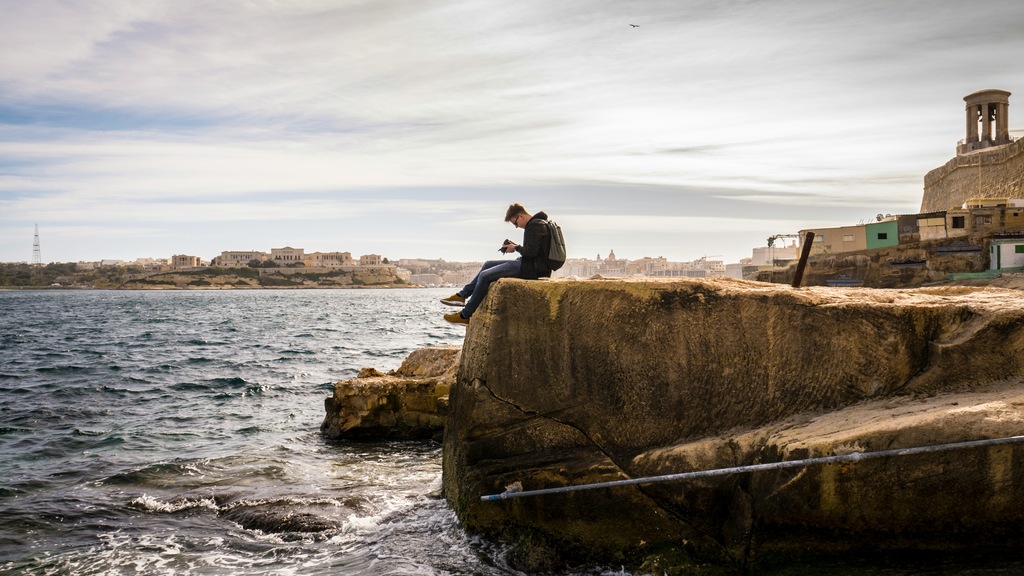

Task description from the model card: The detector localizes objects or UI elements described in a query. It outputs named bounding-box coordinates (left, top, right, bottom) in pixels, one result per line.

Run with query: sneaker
left=440, top=293, right=466, bottom=307
left=444, top=311, right=469, bottom=325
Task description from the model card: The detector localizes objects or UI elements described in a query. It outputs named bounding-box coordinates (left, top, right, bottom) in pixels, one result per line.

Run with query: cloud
left=1, top=0, right=1024, bottom=264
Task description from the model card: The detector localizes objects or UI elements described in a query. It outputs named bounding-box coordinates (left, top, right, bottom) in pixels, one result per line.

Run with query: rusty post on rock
left=791, top=231, right=815, bottom=288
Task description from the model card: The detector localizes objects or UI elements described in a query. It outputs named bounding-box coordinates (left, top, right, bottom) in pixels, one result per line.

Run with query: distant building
left=441, top=269, right=476, bottom=287
left=171, top=254, right=203, bottom=268
left=132, top=257, right=167, bottom=269
left=271, top=247, right=305, bottom=265
left=799, top=224, right=867, bottom=255
left=725, top=260, right=758, bottom=279
left=626, top=257, right=669, bottom=276
left=557, top=251, right=627, bottom=278
left=691, top=258, right=725, bottom=275
left=555, top=252, right=733, bottom=279
left=306, top=251, right=353, bottom=268
left=213, top=251, right=266, bottom=267
left=359, top=254, right=383, bottom=266
left=865, top=220, right=899, bottom=250
left=651, top=268, right=706, bottom=278
left=751, top=244, right=798, bottom=266
left=173, top=255, right=199, bottom=267
left=990, top=239, right=1024, bottom=270
left=409, top=273, right=443, bottom=286
left=784, top=199, right=1024, bottom=259
left=915, top=213, right=948, bottom=242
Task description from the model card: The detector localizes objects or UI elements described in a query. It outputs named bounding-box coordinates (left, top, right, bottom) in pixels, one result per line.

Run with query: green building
left=865, top=220, right=899, bottom=250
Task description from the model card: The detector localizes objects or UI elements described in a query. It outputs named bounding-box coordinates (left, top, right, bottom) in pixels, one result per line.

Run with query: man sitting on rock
left=441, top=203, right=554, bottom=325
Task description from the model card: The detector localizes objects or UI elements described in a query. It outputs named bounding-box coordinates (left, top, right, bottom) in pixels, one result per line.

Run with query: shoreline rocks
left=321, top=346, right=460, bottom=441
left=441, top=277, right=1024, bottom=573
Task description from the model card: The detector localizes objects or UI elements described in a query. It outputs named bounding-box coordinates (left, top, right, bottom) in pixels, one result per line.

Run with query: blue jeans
left=458, top=258, right=521, bottom=318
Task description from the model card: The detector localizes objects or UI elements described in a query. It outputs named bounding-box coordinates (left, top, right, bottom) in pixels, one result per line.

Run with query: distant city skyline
left=2, top=1, right=1024, bottom=265
left=4, top=233, right=746, bottom=267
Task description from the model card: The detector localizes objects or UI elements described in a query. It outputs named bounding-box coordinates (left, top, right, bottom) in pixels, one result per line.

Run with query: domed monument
left=922, top=89, right=1024, bottom=212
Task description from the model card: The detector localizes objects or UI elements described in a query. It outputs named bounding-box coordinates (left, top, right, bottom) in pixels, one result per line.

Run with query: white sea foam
left=128, top=493, right=219, bottom=513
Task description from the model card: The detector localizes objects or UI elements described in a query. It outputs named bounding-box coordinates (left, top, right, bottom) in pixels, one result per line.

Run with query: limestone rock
left=321, top=346, right=460, bottom=441
left=442, top=277, right=1024, bottom=572
left=357, top=367, right=387, bottom=378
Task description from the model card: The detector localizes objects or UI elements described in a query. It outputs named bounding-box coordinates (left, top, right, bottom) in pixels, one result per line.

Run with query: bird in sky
left=629, top=23, right=640, bottom=27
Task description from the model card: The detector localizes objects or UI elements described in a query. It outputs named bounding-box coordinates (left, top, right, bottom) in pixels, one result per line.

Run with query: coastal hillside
left=0, top=262, right=408, bottom=289
left=442, top=277, right=1024, bottom=573
left=118, top=267, right=407, bottom=289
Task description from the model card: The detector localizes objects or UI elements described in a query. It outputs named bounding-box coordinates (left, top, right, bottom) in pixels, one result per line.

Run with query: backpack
left=546, top=220, right=566, bottom=271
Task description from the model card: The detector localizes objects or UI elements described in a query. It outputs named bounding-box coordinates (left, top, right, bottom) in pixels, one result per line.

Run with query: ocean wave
left=206, top=376, right=250, bottom=386
left=0, top=425, right=32, bottom=436
left=143, top=364, right=181, bottom=373
left=276, top=348, right=317, bottom=356
left=72, top=427, right=112, bottom=437
left=64, top=430, right=126, bottom=451
left=170, top=381, right=217, bottom=392
left=128, top=492, right=364, bottom=537
left=53, top=384, right=133, bottom=400
left=102, top=460, right=213, bottom=486
left=0, top=485, right=25, bottom=497
left=209, top=385, right=269, bottom=400
left=101, top=453, right=322, bottom=490
left=186, top=338, right=230, bottom=346
left=171, top=377, right=249, bottom=393
left=34, top=364, right=94, bottom=374
left=128, top=493, right=220, bottom=513
left=13, top=522, right=386, bottom=575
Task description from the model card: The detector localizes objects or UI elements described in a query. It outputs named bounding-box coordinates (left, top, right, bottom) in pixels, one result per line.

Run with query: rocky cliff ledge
left=321, top=346, right=459, bottom=441
left=442, top=277, right=1024, bottom=573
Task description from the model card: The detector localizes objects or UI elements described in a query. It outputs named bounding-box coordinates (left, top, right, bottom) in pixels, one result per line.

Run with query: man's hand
left=501, top=240, right=518, bottom=254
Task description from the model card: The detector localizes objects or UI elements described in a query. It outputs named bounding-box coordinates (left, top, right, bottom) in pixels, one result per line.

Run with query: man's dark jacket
left=514, top=211, right=552, bottom=280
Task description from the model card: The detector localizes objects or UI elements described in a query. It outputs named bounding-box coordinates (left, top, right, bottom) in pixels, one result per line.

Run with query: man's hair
left=504, top=203, right=527, bottom=222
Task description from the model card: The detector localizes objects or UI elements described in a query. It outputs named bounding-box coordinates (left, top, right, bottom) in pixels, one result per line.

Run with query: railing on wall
left=958, top=134, right=1021, bottom=146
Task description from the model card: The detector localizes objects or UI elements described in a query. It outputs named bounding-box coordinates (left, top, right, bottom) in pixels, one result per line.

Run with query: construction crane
left=766, top=234, right=801, bottom=267
left=694, top=254, right=723, bottom=267
left=767, top=234, right=800, bottom=248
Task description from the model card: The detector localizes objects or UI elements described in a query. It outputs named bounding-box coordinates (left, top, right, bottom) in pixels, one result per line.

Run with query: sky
left=2, top=0, right=1024, bottom=265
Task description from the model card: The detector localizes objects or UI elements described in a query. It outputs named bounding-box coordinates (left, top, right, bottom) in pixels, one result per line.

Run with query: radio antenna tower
left=32, top=224, right=42, bottom=266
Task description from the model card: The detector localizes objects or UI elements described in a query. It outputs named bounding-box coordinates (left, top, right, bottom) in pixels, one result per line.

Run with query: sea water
left=9, top=289, right=1015, bottom=575
left=0, top=288, right=521, bottom=575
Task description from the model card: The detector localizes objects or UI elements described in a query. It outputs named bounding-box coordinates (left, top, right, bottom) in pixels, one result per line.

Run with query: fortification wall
left=922, top=138, right=1024, bottom=212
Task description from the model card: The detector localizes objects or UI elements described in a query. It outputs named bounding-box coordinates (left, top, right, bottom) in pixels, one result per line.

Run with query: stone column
left=981, top=103, right=993, bottom=143
left=966, top=104, right=979, bottom=143
left=997, top=102, right=1010, bottom=143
